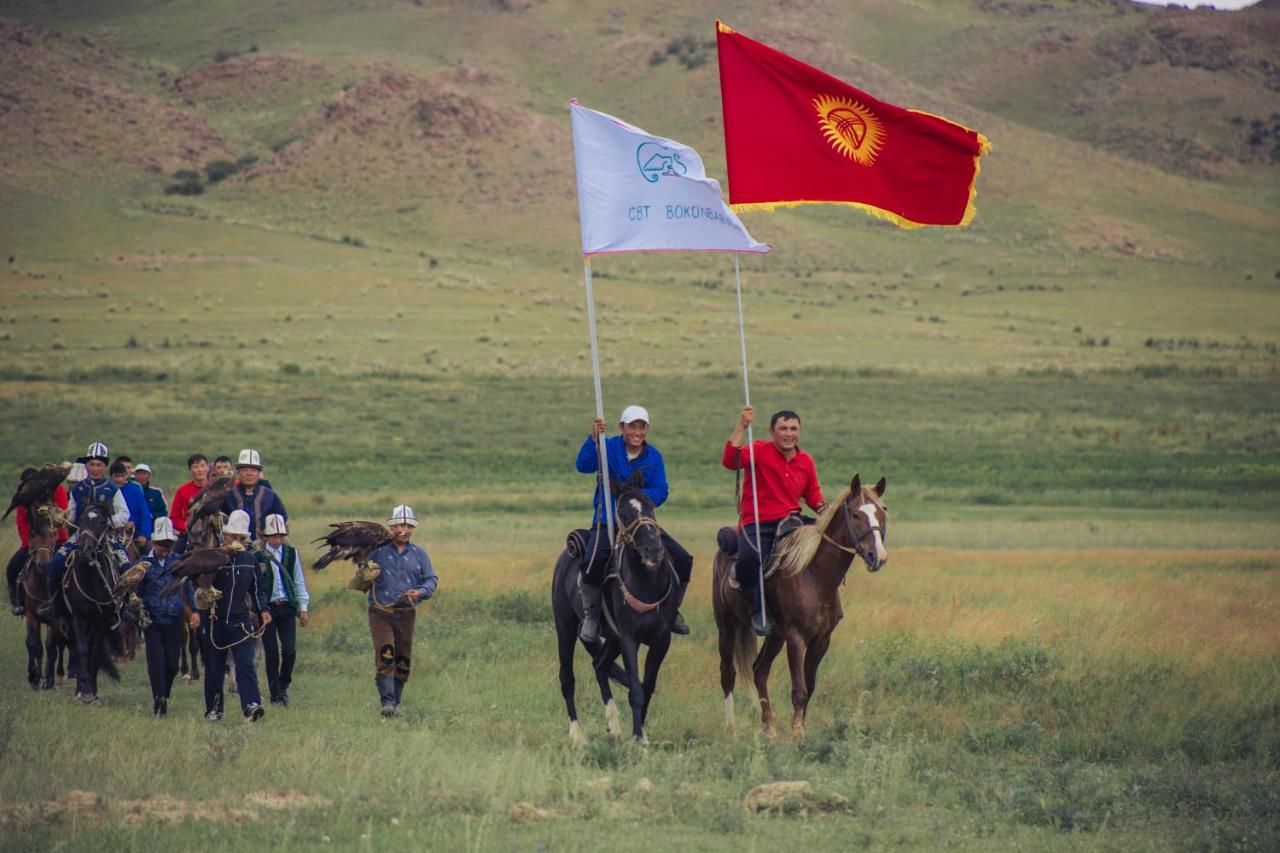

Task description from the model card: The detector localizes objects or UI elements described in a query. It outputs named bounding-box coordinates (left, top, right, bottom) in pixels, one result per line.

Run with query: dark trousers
left=735, top=520, right=781, bottom=598
left=581, top=525, right=694, bottom=585
left=144, top=620, right=183, bottom=700
left=6, top=548, right=27, bottom=605
left=262, top=602, right=298, bottom=699
left=369, top=606, right=415, bottom=682
left=196, top=608, right=211, bottom=670
left=205, top=615, right=262, bottom=714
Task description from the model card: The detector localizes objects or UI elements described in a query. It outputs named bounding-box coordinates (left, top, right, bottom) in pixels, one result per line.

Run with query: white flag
left=571, top=102, right=769, bottom=256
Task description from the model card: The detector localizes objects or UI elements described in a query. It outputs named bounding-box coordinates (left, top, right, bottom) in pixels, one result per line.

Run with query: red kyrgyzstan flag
left=716, top=21, right=990, bottom=228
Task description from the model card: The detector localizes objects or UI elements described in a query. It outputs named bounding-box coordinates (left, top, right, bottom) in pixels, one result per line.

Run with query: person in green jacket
left=255, top=513, right=310, bottom=707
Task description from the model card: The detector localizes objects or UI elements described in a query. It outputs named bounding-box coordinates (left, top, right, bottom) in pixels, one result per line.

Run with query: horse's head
left=614, top=474, right=665, bottom=572
left=840, top=474, right=888, bottom=572
left=76, top=502, right=111, bottom=558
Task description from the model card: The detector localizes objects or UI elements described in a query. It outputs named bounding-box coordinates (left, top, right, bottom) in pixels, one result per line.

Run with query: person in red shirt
left=722, top=406, right=827, bottom=636
left=7, top=477, right=70, bottom=615
left=169, top=453, right=210, bottom=542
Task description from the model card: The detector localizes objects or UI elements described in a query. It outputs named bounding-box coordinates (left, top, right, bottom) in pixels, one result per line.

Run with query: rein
left=604, top=506, right=674, bottom=618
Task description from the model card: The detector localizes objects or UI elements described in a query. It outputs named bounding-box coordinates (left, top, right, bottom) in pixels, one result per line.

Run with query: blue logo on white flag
left=636, top=143, right=688, bottom=183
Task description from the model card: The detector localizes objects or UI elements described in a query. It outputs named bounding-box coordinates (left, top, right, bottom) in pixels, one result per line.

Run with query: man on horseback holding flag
left=38, top=442, right=132, bottom=622
left=575, top=405, right=693, bottom=644
left=723, top=406, right=827, bottom=636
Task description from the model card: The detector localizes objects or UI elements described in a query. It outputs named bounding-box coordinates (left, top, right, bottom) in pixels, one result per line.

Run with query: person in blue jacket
left=110, top=460, right=152, bottom=551
left=366, top=504, right=438, bottom=718
left=574, top=404, right=692, bottom=643
left=135, top=517, right=189, bottom=718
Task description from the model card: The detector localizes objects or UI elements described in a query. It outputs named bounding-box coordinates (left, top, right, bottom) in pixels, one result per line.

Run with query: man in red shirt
left=7, top=476, right=69, bottom=615
left=169, top=453, right=210, bottom=543
left=722, top=406, right=827, bottom=636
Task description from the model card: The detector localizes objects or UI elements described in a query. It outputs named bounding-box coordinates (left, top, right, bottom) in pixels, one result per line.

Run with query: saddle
left=719, top=514, right=815, bottom=585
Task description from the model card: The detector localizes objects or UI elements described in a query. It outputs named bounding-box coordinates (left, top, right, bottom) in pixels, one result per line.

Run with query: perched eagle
left=187, top=476, right=234, bottom=526
left=2, top=462, right=71, bottom=523
left=159, top=542, right=244, bottom=597
left=313, top=521, right=391, bottom=571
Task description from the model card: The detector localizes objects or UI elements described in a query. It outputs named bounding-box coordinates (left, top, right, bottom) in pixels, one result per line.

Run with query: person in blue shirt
left=110, top=460, right=152, bottom=551
left=574, top=405, right=693, bottom=644
left=135, top=517, right=190, bottom=718
left=366, top=504, right=438, bottom=718
left=133, top=464, right=169, bottom=522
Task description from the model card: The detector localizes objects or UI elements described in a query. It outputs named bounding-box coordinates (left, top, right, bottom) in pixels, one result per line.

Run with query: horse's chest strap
left=618, top=578, right=663, bottom=614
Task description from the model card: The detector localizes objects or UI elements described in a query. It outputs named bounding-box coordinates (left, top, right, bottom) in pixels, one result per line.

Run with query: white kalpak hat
left=387, top=504, right=419, bottom=527
left=262, top=514, right=288, bottom=536
left=236, top=449, right=263, bottom=470
left=151, top=517, right=177, bottom=542
left=619, top=405, right=649, bottom=425
left=86, top=442, right=110, bottom=463
left=224, top=509, right=252, bottom=537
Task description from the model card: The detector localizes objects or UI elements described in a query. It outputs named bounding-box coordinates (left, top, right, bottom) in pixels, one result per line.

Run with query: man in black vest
left=222, top=448, right=286, bottom=541
left=255, top=513, right=309, bottom=707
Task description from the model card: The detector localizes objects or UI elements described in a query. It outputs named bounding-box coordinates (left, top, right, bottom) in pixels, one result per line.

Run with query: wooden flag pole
left=733, top=253, right=768, bottom=632
left=583, top=257, right=615, bottom=548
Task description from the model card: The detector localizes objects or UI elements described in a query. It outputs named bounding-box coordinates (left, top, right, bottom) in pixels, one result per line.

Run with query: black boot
left=377, top=676, right=398, bottom=717
left=578, top=580, right=603, bottom=644
left=37, top=593, right=60, bottom=623
left=671, top=582, right=690, bottom=636
left=738, top=585, right=769, bottom=637
left=154, top=696, right=167, bottom=718
left=393, top=678, right=405, bottom=707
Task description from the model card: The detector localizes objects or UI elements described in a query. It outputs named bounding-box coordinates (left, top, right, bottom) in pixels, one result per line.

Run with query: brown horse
left=712, top=474, right=887, bottom=740
left=21, top=518, right=71, bottom=689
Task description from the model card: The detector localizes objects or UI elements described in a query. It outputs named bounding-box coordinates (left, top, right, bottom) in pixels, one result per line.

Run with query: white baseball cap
left=388, top=504, right=419, bottom=527
left=619, top=405, right=649, bottom=425
left=151, top=517, right=177, bottom=542
left=262, top=514, right=288, bottom=536
left=134, top=463, right=152, bottom=474
left=236, top=449, right=263, bottom=470
left=224, top=509, right=252, bottom=536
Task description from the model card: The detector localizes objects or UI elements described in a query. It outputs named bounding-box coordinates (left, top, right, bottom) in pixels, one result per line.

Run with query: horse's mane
left=773, top=486, right=883, bottom=577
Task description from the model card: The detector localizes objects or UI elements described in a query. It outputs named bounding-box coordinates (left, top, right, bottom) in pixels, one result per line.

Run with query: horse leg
left=42, top=624, right=60, bottom=689
left=638, top=633, right=671, bottom=742
left=25, top=616, right=41, bottom=689
left=752, top=632, right=786, bottom=737
left=618, top=633, right=647, bottom=741
left=555, top=621, right=584, bottom=744
left=717, top=621, right=738, bottom=729
left=73, top=614, right=94, bottom=701
left=800, top=633, right=833, bottom=735
left=783, top=630, right=810, bottom=742
left=591, top=639, right=622, bottom=738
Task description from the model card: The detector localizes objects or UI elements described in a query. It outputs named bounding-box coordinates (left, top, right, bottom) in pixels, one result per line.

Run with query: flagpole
left=583, top=257, right=615, bottom=548
left=734, top=253, right=767, bottom=632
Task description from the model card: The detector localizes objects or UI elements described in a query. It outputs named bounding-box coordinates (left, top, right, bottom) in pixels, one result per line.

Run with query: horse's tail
left=730, top=619, right=756, bottom=699
left=97, top=622, right=122, bottom=682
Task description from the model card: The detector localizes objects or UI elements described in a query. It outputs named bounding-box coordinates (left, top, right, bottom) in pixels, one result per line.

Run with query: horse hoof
left=181, top=674, right=192, bottom=682
left=568, top=720, right=586, bottom=746
left=40, top=680, right=54, bottom=690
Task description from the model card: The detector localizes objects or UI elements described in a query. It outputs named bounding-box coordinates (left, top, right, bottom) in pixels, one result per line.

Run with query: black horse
left=552, top=475, right=679, bottom=742
left=63, top=503, right=124, bottom=703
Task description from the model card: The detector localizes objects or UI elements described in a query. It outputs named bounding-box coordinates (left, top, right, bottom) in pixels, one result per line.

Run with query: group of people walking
left=8, top=401, right=823, bottom=720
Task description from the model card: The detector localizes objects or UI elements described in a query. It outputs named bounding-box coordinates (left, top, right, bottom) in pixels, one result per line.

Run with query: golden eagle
left=185, top=475, right=234, bottom=547
left=2, top=462, right=71, bottom=523
left=159, top=541, right=245, bottom=596
left=313, top=521, right=391, bottom=571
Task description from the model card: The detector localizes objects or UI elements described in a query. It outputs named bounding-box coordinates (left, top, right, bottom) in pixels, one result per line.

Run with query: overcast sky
left=1132, top=0, right=1260, bottom=8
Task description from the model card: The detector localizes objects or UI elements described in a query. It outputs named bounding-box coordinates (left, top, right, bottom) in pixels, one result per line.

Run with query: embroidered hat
left=387, top=504, right=419, bottom=527
left=262, top=514, right=288, bottom=536
left=236, top=449, right=263, bottom=470
left=86, top=442, right=110, bottom=463
left=224, top=509, right=252, bottom=537
left=618, top=405, right=649, bottom=425
left=151, top=517, right=177, bottom=542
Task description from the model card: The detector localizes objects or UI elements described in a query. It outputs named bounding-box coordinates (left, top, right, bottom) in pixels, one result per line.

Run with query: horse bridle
left=821, top=498, right=886, bottom=565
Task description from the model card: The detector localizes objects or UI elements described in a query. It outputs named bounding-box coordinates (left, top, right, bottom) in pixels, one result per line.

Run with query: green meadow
left=1, top=0, right=1278, bottom=849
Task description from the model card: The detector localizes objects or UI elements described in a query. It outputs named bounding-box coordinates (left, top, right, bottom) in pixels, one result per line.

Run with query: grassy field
left=1, top=0, right=1278, bottom=849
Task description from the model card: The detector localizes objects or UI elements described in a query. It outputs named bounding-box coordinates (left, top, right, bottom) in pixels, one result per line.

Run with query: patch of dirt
left=742, top=781, right=851, bottom=816
left=1061, top=215, right=1198, bottom=262
left=0, top=789, right=333, bottom=832
left=0, top=22, right=232, bottom=191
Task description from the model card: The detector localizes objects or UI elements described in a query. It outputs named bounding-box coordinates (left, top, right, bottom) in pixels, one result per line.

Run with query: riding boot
left=671, top=582, right=690, bottom=635
left=377, top=676, right=398, bottom=717
left=738, top=585, right=770, bottom=637
left=578, top=580, right=603, bottom=644
left=10, top=582, right=23, bottom=616
left=392, top=678, right=405, bottom=707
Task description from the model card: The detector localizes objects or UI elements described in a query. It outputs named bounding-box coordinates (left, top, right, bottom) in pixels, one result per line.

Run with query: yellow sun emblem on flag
left=813, top=94, right=885, bottom=166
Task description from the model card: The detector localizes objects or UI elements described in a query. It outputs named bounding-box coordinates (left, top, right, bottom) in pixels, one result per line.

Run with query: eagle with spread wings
left=159, top=541, right=246, bottom=597
left=2, top=462, right=71, bottom=523
left=312, top=521, right=392, bottom=571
